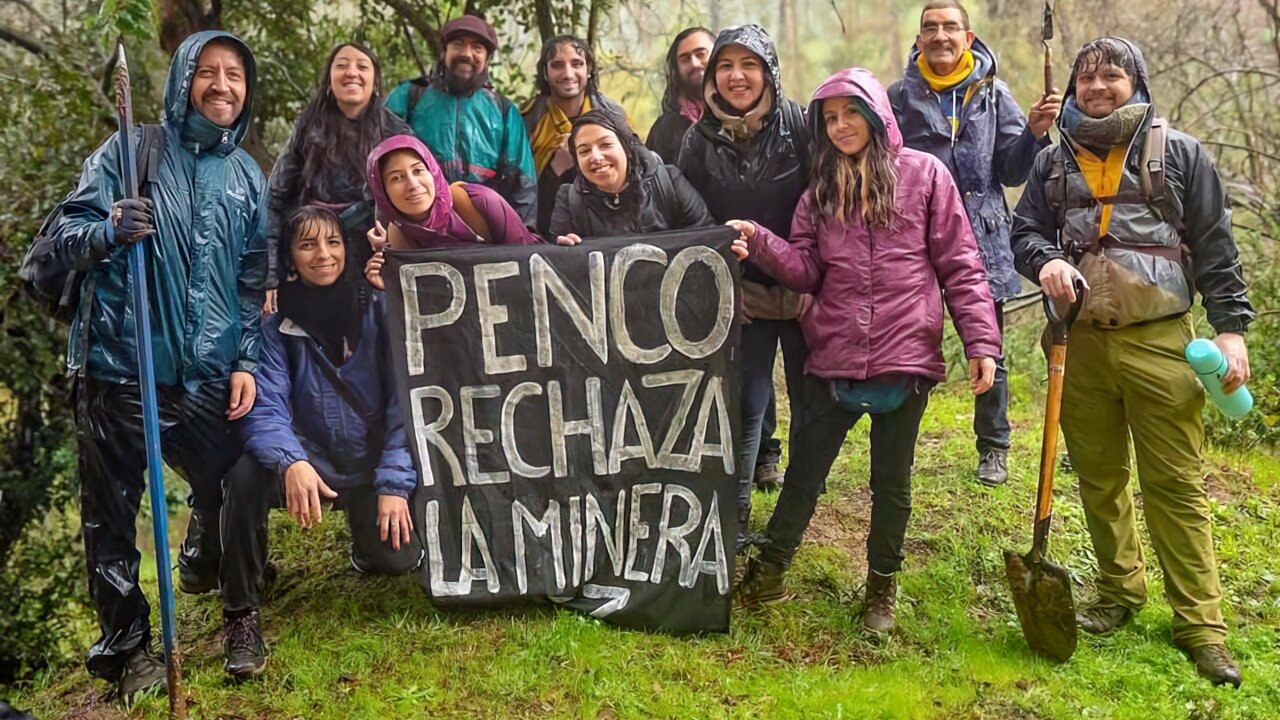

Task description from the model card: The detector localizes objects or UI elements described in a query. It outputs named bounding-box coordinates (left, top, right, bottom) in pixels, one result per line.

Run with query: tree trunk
left=158, top=0, right=222, bottom=56
left=535, top=0, right=557, bottom=41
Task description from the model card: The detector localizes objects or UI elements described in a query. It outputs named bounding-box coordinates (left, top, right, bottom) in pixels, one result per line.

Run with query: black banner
left=384, top=227, right=741, bottom=633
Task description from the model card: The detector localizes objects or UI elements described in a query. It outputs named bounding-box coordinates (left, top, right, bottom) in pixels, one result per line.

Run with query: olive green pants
left=1059, top=314, right=1226, bottom=648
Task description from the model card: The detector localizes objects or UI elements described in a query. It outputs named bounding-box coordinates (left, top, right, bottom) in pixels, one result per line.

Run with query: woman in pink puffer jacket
left=729, top=68, right=1001, bottom=633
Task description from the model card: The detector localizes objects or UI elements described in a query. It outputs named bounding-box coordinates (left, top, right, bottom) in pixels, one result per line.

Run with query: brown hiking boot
left=1187, top=644, right=1242, bottom=688
left=735, top=557, right=790, bottom=608
left=1076, top=604, right=1134, bottom=635
left=116, top=644, right=167, bottom=698
left=753, top=462, right=783, bottom=492
left=863, top=570, right=897, bottom=634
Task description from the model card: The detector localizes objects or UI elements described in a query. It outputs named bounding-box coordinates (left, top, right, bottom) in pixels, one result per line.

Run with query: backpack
left=20, top=124, right=166, bottom=322
left=1045, top=117, right=1186, bottom=250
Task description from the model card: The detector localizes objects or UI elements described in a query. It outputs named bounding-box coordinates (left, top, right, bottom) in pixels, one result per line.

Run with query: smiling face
left=329, top=45, right=375, bottom=118
left=573, top=123, right=628, bottom=194
left=675, top=31, right=713, bottom=98
left=713, top=45, right=766, bottom=112
left=443, top=33, right=490, bottom=82
left=822, top=97, right=872, bottom=158
left=190, top=41, right=247, bottom=127
left=291, top=218, right=346, bottom=286
left=547, top=42, right=590, bottom=102
left=380, top=149, right=437, bottom=220
left=915, top=7, right=975, bottom=76
left=1074, top=62, right=1136, bottom=118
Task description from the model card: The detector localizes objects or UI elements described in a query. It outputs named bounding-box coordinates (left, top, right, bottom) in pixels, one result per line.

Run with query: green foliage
left=91, top=0, right=158, bottom=46
left=0, top=13, right=119, bottom=684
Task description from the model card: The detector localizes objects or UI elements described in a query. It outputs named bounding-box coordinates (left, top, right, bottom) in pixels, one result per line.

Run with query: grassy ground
left=7, top=371, right=1280, bottom=719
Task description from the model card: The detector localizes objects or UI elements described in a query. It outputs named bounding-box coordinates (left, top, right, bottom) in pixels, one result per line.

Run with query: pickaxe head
left=1042, top=2, right=1055, bottom=42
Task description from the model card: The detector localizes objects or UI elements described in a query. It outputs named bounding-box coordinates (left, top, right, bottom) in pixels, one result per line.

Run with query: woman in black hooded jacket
left=550, top=109, right=713, bottom=242
left=262, top=42, right=410, bottom=311
left=676, top=24, right=812, bottom=556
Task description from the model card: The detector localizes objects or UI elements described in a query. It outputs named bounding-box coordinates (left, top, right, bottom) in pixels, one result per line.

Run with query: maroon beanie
left=440, top=15, right=498, bottom=53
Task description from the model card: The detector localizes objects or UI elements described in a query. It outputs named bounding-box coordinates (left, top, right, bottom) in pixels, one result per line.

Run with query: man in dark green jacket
left=1012, top=37, right=1252, bottom=688
left=47, top=30, right=267, bottom=696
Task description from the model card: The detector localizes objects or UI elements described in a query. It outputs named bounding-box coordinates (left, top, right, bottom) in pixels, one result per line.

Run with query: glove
left=109, top=197, right=155, bottom=244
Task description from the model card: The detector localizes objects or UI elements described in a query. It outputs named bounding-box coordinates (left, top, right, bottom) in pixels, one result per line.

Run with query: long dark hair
left=569, top=108, right=647, bottom=215
left=535, top=35, right=598, bottom=99
left=294, top=42, right=391, bottom=203
left=661, top=27, right=714, bottom=113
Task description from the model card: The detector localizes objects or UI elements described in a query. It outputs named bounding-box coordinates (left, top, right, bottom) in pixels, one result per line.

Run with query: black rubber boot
left=178, top=507, right=221, bottom=594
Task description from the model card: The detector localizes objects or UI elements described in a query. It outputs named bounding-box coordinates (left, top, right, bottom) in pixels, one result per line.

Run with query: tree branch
left=0, top=25, right=46, bottom=56
left=2, top=0, right=57, bottom=33
left=381, top=0, right=442, bottom=58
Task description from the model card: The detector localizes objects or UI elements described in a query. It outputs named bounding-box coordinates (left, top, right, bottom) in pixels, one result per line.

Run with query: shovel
left=1004, top=280, right=1085, bottom=663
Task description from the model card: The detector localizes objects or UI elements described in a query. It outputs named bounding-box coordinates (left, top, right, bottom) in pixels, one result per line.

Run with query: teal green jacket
left=49, top=31, right=268, bottom=392
left=385, top=78, right=537, bottom=224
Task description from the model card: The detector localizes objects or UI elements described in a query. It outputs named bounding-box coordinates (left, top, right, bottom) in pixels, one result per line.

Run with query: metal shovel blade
left=1004, top=549, right=1077, bottom=662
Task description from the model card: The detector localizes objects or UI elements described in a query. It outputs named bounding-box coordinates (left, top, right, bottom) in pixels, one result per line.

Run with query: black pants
left=973, top=301, right=1010, bottom=453
left=219, top=455, right=424, bottom=613
left=75, top=377, right=239, bottom=681
left=759, top=374, right=931, bottom=574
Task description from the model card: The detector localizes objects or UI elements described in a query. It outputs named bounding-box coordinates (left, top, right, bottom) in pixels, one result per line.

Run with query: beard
left=679, top=70, right=704, bottom=100
left=444, top=59, right=486, bottom=96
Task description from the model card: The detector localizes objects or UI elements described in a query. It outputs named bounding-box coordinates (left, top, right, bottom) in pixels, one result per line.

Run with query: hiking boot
left=735, top=557, right=790, bottom=608
left=863, top=569, right=897, bottom=634
left=976, top=449, right=1008, bottom=487
left=224, top=610, right=267, bottom=679
left=1076, top=604, right=1134, bottom=635
left=1186, top=643, right=1242, bottom=688
left=753, top=462, right=784, bottom=492
left=116, top=644, right=167, bottom=697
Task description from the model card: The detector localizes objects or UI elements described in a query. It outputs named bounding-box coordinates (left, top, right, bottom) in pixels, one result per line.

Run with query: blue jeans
left=974, top=301, right=1010, bottom=453
left=736, top=319, right=807, bottom=548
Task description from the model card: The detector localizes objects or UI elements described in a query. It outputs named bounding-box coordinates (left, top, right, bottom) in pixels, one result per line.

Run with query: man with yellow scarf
left=889, top=0, right=1061, bottom=488
left=521, top=35, right=631, bottom=235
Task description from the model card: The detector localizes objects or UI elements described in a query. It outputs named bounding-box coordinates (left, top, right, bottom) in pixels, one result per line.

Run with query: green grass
left=7, top=373, right=1280, bottom=719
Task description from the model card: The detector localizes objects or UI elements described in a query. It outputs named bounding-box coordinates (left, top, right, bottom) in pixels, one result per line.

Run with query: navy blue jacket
left=888, top=39, right=1047, bottom=302
left=241, top=297, right=415, bottom=498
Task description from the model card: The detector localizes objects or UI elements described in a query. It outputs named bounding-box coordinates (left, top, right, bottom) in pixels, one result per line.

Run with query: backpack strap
left=406, top=77, right=430, bottom=120
left=1045, top=149, right=1068, bottom=238
left=449, top=182, right=492, bottom=242
left=1139, top=117, right=1185, bottom=236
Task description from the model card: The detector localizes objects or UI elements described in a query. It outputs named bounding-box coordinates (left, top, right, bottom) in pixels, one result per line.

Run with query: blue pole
left=114, top=42, right=185, bottom=717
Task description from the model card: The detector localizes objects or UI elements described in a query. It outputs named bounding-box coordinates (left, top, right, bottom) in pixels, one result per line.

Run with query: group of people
left=44, top=0, right=1254, bottom=699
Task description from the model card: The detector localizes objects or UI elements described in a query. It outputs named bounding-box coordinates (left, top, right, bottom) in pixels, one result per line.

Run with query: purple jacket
left=749, top=69, right=1001, bottom=382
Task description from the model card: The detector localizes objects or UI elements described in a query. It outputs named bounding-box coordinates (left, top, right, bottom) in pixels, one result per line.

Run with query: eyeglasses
left=920, top=22, right=967, bottom=37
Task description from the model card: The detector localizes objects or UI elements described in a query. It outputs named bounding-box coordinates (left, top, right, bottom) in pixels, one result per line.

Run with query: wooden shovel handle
left=1032, top=342, right=1067, bottom=557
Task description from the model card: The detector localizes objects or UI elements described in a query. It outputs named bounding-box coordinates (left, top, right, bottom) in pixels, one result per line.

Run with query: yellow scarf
left=529, top=96, right=592, bottom=174
left=918, top=50, right=978, bottom=134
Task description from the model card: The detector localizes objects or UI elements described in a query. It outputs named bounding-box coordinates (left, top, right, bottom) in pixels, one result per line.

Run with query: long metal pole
left=114, top=41, right=186, bottom=719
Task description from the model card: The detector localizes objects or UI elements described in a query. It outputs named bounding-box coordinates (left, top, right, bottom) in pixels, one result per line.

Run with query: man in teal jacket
left=385, top=15, right=538, bottom=224
left=47, top=30, right=267, bottom=696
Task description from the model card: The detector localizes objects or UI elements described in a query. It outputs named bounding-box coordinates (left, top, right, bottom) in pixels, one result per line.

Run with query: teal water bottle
left=1185, top=338, right=1253, bottom=418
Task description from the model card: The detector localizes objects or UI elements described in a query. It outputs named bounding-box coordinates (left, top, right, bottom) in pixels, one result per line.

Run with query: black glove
left=109, top=197, right=155, bottom=244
